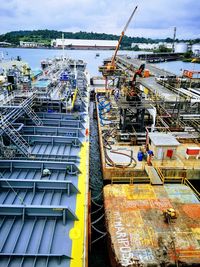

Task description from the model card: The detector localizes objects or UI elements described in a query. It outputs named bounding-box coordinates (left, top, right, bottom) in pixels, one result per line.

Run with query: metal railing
left=111, top=175, right=150, bottom=185
left=184, top=178, right=200, bottom=201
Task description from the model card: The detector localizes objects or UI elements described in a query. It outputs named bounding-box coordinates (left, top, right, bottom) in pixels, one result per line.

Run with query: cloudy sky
left=0, top=0, right=199, bottom=39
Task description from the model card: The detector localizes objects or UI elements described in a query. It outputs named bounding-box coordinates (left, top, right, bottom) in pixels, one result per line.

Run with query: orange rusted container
left=104, top=184, right=200, bottom=266
left=143, top=69, right=150, bottom=78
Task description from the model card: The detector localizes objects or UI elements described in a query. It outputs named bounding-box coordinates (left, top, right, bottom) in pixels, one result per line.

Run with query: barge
left=0, top=57, right=90, bottom=267
left=96, top=54, right=200, bottom=266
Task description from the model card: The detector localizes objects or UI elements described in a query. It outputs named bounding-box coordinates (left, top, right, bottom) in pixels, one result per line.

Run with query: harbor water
left=1, top=47, right=198, bottom=77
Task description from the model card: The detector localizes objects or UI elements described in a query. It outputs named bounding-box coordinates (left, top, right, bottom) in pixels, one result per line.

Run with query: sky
left=0, top=0, right=199, bottom=39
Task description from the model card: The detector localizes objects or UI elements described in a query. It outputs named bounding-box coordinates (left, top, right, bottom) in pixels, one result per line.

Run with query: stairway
left=22, top=104, right=43, bottom=126
left=1, top=119, right=30, bottom=157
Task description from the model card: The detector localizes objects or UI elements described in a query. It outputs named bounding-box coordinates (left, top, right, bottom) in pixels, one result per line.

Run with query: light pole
left=189, top=58, right=196, bottom=90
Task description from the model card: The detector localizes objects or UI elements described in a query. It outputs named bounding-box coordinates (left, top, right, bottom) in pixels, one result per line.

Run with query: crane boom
left=111, top=6, right=138, bottom=66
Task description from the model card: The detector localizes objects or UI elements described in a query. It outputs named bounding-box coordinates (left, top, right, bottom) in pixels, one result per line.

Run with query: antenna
left=62, top=33, right=65, bottom=61
left=172, top=27, right=176, bottom=53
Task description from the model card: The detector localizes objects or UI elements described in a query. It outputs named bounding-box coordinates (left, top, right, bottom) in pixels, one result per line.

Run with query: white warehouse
left=51, top=39, right=118, bottom=50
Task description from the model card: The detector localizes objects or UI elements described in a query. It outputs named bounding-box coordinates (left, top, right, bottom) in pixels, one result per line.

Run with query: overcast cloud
left=0, top=0, right=199, bottom=39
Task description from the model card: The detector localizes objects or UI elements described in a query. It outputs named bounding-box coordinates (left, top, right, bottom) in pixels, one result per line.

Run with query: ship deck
left=96, top=92, right=200, bottom=183
left=0, top=59, right=90, bottom=267
left=104, top=183, right=200, bottom=266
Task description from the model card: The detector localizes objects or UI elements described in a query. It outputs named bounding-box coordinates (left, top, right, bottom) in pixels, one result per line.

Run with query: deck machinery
left=0, top=57, right=90, bottom=267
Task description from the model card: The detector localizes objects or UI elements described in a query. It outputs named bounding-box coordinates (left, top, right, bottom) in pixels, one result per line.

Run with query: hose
left=97, top=96, right=137, bottom=168
left=102, top=127, right=137, bottom=168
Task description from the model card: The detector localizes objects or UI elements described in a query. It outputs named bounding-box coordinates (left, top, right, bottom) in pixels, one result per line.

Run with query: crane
left=99, top=6, right=138, bottom=76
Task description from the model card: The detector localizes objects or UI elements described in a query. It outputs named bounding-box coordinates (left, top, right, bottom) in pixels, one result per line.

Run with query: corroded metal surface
left=104, top=184, right=200, bottom=266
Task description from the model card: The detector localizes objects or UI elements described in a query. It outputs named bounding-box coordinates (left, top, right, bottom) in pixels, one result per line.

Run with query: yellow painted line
left=70, top=139, right=89, bottom=267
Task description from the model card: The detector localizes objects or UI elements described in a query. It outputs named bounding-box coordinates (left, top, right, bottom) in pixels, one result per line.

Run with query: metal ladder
left=1, top=119, right=30, bottom=157
left=21, top=94, right=43, bottom=126
left=23, top=104, right=43, bottom=126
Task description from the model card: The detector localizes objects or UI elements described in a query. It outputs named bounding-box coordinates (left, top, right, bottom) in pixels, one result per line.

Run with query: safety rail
left=155, top=167, right=165, bottom=183
left=154, top=166, right=186, bottom=184
left=164, top=176, right=185, bottom=183
left=184, top=178, right=200, bottom=201
left=111, top=176, right=150, bottom=185
left=0, top=118, right=30, bottom=157
left=157, top=80, right=187, bottom=100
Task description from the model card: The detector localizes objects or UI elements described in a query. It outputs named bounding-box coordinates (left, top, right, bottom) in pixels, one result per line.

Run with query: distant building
left=19, top=41, right=45, bottom=48
left=51, top=39, right=118, bottom=50
left=0, top=42, right=12, bottom=47
left=131, top=42, right=173, bottom=50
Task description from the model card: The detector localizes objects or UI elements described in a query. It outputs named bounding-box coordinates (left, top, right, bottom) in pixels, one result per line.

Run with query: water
left=89, top=102, right=110, bottom=267
left=156, top=60, right=199, bottom=76
left=1, top=47, right=196, bottom=77
left=1, top=47, right=140, bottom=76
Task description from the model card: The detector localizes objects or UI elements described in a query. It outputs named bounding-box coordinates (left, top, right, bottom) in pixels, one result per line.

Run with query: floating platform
left=96, top=54, right=200, bottom=266
left=104, top=183, right=200, bottom=266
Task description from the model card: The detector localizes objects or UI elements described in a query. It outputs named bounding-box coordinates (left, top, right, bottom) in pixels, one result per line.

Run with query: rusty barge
left=95, top=53, right=200, bottom=266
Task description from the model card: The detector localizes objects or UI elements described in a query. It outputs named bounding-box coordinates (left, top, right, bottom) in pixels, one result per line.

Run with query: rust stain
left=104, top=184, right=200, bottom=266
left=183, top=204, right=200, bottom=219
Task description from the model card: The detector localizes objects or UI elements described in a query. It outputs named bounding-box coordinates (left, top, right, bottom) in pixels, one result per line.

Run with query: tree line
left=0, top=30, right=198, bottom=49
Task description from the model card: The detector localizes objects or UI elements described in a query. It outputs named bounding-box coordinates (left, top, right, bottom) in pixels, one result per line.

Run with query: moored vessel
left=0, top=56, right=90, bottom=267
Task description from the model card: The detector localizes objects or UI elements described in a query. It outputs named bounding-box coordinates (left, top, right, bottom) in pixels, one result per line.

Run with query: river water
left=1, top=47, right=198, bottom=76
left=0, top=47, right=198, bottom=267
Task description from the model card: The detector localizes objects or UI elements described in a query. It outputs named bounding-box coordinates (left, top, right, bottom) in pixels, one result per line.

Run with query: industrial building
left=131, top=41, right=200, bottom=56
left=51, top=39, right=118, bottom=50
left=131, top=42, right=173, bottom=50
left=19, top=41, right=45, bottom=48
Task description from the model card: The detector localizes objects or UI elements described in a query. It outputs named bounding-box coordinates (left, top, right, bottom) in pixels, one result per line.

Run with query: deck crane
left=99, top=6, right=138, bottom=77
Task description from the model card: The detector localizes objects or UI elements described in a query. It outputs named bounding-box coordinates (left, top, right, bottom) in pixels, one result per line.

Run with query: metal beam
left=0, top=160, right=80, bottom=174
left=0, top=205, right=78, bottom=223
left=36, top=112, right=85, bottom=122
left=0, top=179, right=80, bottom=194
left=22, top=126, right=84, bottom=137
left=0, top=253, right=71, bottom=259
left=23, top=135, right=82, bottom=146
left=23, top=118, right=84, bottom=129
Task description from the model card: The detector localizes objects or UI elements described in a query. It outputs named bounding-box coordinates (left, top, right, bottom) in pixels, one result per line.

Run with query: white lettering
left=113, top=211, right=139, bottom=266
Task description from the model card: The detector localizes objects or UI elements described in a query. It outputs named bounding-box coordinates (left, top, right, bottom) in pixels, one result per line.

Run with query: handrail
left=184, top=178, right=200, bottom=200
left=111, top=176, right=150, bottom=185
left=156, top=167, right=165, bottom=183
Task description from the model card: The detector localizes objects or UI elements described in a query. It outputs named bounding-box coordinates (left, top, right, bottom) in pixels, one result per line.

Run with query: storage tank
left=174, top=42, right=188, bottom=53
left=192, top=44, right=200, bottom=55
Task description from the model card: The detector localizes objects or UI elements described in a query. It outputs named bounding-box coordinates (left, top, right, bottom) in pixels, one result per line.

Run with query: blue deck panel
left=0, top=61, right=89, bottom=266
left=32, top=79, right=51, bottom=88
